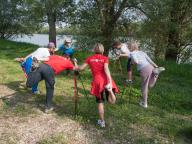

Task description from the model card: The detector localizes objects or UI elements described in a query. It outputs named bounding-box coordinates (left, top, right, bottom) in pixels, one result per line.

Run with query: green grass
left=0, top=38, right=192, bottom=143
left=38, top=133, right=69, bottom=144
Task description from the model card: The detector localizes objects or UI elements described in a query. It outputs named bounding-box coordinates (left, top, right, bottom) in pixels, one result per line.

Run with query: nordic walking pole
left=74, top=73, right=78, bottom=115
left=78, top=74, right=90, bottom=102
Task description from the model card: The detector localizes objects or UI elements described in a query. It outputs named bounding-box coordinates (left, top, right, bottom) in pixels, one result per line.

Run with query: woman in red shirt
left=74, top=43, right=119, bottom=128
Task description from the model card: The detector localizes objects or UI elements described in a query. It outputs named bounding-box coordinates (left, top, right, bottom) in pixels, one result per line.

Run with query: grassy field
left=0, top=39, right=192, bottom=144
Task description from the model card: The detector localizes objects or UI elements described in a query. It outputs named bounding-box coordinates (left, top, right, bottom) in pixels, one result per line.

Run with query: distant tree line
left=1, top=0, right=192, bottom=62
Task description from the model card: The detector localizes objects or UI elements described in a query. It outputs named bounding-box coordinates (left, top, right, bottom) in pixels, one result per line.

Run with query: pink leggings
left=139, top=64, right=158, bottom=104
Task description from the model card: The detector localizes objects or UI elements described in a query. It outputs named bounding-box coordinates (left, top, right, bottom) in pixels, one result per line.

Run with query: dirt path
left=0, top=114, right=111, bottom=144
left=0, top=84, right=113, bottom=144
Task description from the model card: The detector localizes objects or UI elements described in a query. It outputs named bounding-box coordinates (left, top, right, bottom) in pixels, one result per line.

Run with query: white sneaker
left=97, top=119, right=105, bottom=128
left=45, top=107, right=54, bottom=113
left=153, top=67, right=165, bottom=75
left=105, top=83, right=111, bottom=91
left=125, top=79, right=133, bottom=84
left=139, top=101, right=148, bottom=108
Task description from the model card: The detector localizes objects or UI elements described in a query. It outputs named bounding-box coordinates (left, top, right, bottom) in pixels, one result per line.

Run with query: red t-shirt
left=85, top=54, right=108, bottom=78
left=85, top=54, right=119, bottom=97
left=44, top=55, right=74, bottom=74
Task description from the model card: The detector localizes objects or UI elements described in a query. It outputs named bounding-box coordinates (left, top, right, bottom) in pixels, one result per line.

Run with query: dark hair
left=112, top=40, right=121, bottom=48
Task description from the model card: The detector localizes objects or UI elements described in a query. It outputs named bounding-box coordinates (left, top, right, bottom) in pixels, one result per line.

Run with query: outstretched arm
left=73, top=59, right=88, bottom=71
left=145, top=54, right=158, bottom=68
left=14, top=52, right=33, bottom=62
left=77, top=63, right=88, bottom=71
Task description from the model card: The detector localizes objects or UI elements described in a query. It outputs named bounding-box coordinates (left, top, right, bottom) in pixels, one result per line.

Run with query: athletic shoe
left=105, top=83, right=111, bottom=91
left=139, top=101, right=148, bottom=108
left=97, top=119, right=105, bottom=128
left=44, top=107, right=54, bottom=113
left=125, top=79, right=133, bottom=84
left=153, top=67, right=165, bottom=75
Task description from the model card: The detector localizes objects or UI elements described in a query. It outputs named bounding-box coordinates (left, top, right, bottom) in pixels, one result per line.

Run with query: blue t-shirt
left=59, top=44, right=74, bottom=57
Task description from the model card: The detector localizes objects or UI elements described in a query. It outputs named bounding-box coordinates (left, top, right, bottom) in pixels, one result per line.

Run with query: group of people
left=15, top=38, right=165, bottom=128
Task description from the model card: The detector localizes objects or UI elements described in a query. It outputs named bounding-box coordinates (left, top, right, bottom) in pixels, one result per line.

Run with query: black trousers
left=127, top=58, right=132, bottom=72
left=26, top=63, right=55, bottom=108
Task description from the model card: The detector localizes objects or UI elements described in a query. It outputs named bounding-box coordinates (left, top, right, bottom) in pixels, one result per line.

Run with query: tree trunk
left=102, top=30, right=113, bottom=55
left=165, top=24, right=180, bottom=61
left=101, top=22, right=115, bottom=55
left=47, top=10, right=56, bottom=46
left=165, top=0, right=180, bottom=62
left=165, top=44, right=179, bottom=62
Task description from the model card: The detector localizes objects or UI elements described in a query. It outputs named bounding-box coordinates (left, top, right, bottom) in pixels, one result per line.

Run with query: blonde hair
left=128, top=41, right=139, bottom=51
left=93, top=43, right=104, bottom=54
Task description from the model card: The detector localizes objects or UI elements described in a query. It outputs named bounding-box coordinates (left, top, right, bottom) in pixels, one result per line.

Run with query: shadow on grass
left=1, top=81, right=45, bottom=116
left=1, top=80, right=191, bottom=144
left=2, top=80, right=98, bottom=124
left=176, top=127, right=192, bottom=143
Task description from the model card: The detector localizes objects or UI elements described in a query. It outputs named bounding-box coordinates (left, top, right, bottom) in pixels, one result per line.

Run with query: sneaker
left=105, top=83, right=111, bottom=91
left=139, top=101, right=148, bottom=108
left=125, top=79, right=133, bottom=84
left=44, top=107, right=54, bottom=113
left=97, top=119, right=105, bottom=128
left=153, top=67, right=165, bottom=75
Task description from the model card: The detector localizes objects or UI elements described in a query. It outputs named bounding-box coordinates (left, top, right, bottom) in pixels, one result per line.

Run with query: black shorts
left=96, top=89, right=116, bottom=103
left=127, top=58, right=132, bottom=72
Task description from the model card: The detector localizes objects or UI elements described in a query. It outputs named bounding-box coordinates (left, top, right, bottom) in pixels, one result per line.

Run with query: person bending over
left=15, top=42, right=55, bottom=94
left=74, top=43, right=119, bottom=128
left=26, top=55, right=75, bottom=113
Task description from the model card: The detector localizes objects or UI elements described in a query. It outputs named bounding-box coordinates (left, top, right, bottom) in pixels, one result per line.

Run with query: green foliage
left=1, top=0, right=192, bottom=62
left=72, top=0, right=140, bottom=52
left=0, top=0, right=42, bottom=39
left=138, top=0, right=192, bottom=62
left=33, top=0, right=76, bottom=23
